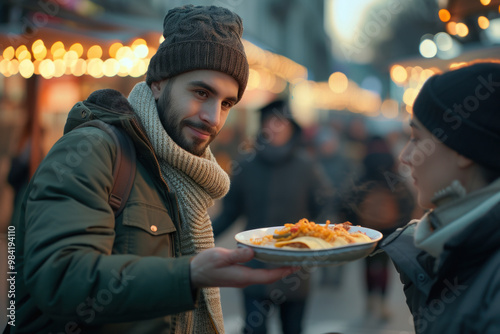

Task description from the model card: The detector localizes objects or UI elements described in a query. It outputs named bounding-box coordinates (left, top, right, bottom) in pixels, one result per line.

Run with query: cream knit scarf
left=128, top=82, right=229, bottom=334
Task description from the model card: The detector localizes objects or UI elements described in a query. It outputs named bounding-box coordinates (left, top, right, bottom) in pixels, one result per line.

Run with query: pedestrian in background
left=213, top=99, right=333, bottom=334
left=381, top=62, right=500, bottom=334
left=314, top=125, right=358, bottom=287
left=336, top=135, right=415, bottom=321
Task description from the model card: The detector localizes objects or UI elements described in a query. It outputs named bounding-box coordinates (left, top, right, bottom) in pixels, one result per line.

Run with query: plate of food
left=235, top=219, right=383, bottom=266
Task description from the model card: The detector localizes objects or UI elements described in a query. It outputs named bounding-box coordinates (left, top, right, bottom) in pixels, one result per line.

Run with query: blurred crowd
left=208, top=98, right=421, bottom=333
left=1, top=96, right=421, bottom=333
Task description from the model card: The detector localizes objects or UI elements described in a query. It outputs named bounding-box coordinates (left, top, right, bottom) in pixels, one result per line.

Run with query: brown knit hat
left=146, top=5, right=249, bottom=102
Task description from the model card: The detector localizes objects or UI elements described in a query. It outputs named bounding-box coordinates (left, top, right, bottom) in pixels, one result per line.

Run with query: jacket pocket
left=114, top=201, right=177, bottom=257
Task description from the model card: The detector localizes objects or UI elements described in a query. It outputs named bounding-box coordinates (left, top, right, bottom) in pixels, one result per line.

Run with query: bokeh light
left=3, top=46, right=15, bottom=60
left=390, top=65, right=407, bottom=85
left=446, top=21, right=457, bottom=35
left=19, top=59, right=35, bottom=78
left=109, top=42, right=123, bottom=58
left=478, top=16, right=490, bottom=29
left=419, top=39, right=437, bottom=58
left=438, top=9, right=451, bottom=22
left=434, top=32, right=453, bottom=51
left=50, top=42, right=65, bottom=56
left=69, top=43, right=84, bottom=58
left=456, top=22, right=469, bottom=37
left=15, top=45, right=28, bottom=59
left=328, top=71, right=348, bottom=93
left=87, top=45, right=103, bottom=59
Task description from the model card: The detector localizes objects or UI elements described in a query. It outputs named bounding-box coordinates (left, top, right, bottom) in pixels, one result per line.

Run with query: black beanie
left=413, top=62, right=500, bottom=170
left=259, top=99, right=301, bottom=133
left=146, top=5, right=249, bottom=102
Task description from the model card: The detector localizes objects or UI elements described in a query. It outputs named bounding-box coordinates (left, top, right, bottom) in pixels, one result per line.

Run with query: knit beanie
left=146, top=5, right=249, bottom=102
left=259, top=99, right=301, bottom=133
left=363, top=136, right=395, bottom=179
left=413, top=62, right=500, bottom=170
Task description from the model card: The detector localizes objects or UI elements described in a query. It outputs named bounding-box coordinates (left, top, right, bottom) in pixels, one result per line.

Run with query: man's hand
left=190, top=247, right=298, bottom=289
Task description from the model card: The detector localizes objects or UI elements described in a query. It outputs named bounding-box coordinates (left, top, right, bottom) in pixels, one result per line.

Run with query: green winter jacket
left=12, top=90, right=197, bottom=334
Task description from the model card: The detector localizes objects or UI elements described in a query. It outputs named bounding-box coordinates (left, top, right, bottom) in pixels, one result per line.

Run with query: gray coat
left=213, top=132, right=332, bottom=299
left=381, top=203, right=500, bottom=334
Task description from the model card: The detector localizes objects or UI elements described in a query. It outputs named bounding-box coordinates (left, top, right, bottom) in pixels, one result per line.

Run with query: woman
left=380, top=62, right=500, bottom=334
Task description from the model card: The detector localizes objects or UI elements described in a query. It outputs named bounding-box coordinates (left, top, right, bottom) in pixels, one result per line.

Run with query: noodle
left=250, top=218, right=371, bottom=249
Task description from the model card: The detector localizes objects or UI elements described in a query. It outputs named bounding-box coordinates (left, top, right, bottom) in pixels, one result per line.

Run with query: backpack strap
left=75, top=120, right=136, bottom=217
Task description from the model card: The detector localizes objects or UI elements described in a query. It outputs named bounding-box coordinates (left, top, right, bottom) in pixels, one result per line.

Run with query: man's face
left=152, top=70, right=239, bottom=156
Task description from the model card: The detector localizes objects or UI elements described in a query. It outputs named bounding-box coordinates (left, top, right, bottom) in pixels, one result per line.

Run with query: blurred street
left=2, top=1, right=499, bottom=333
left=215, top=221, right=415, bottom=334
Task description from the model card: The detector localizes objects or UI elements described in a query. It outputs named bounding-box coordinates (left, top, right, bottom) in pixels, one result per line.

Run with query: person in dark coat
left=213, top=99, right=332, bottom=334
left=380, top=62, right=500, bottom=334
left=336, top=135, right=415, bottom=320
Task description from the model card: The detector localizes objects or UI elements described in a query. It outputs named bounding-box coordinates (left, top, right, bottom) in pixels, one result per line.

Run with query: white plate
left=235, top=225, right=383, bottom=266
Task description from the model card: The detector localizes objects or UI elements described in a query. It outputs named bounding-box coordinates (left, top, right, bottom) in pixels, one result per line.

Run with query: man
left=11, top=5, right=295, bottom=334
left=213, top=99, right=332, bottom=334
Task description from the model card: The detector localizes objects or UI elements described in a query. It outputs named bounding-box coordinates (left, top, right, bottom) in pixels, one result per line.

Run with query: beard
left=156, top=82, right=217, bottom=156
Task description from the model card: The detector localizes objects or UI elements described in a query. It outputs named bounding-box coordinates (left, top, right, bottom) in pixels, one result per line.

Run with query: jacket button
left=81, top=110, right=87, bottom=118
left=417, top=273, right=426, bottom=282
left=150, top=225, right=158, bottom=232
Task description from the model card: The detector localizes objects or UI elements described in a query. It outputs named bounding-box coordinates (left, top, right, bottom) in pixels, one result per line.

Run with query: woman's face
left=399, top=117, right=465, bottom=209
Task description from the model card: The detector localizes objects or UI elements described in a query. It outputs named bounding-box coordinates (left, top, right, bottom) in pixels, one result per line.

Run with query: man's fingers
left=228, top=247, right=254, bottom=264
left=247, top=267, right=300, bottom=285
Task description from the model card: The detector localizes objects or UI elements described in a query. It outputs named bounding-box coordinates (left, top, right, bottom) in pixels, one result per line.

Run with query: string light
left=390, top=65, right=408, bottom=84
left=19, top=59, right=35, bottom=78
left=71, top=58, right=87, bottom=77
left=3, top=46, right=15, bottom=60
left=53, top=59, right=66, bottom=77
left=69, top=43, right=84, bottom=58
left=109, top=42, right=123, bottom=58
left=7, top=59, right=19, bottom=76
left=456, top=22, right=469, bottom=37
left=0, top=36, right=308, bottom=89
left=438, top=9, right=451, bottom=22
left=39, top=59, right=55, bottom=79
left=0, top=37, right=389, bottom=116
left=478, top=16, right=490, bottom=29
left=87, top=45, right=103, bottom=59
left=32, top=40, right=44, bottom=54
left=15, top=45, right=28, bottom=59
left=446, top=21, right=457, bottom=35
left=328, top=72, right=348, bottom=93
left=18, top=50, right=31, bottom=61
left=50, top=42, right=65, bottom=57
left=103, top=58, right=120, bottom=77
left=33, top=43, right=47, bottom=61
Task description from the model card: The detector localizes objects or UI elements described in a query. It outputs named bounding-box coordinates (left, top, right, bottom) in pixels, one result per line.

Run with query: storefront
left=388, top=0, right=500, bottom=114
